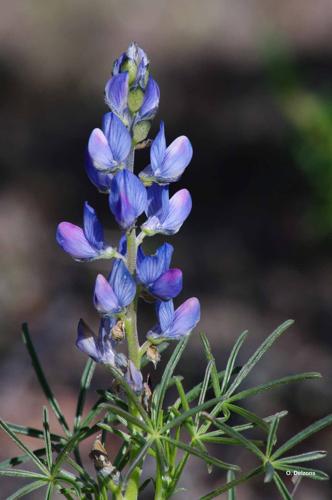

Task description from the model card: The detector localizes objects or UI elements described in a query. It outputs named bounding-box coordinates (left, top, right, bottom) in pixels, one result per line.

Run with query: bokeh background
left=1, top=1, right=332, bottom=498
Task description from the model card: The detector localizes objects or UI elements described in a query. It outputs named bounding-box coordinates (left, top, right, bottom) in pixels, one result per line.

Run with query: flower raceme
left=56, top=42, right=200, bottom=392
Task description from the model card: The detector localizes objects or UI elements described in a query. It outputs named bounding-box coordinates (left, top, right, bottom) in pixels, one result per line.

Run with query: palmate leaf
left=224, top=320, right=294, bottom=398
left=271, top=414, right=332, bottom=460
left=21, top=323, right=70, bottom=436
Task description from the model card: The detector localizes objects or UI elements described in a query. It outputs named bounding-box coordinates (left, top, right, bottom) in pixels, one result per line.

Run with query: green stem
left=125, top=227, right=140, bottom=368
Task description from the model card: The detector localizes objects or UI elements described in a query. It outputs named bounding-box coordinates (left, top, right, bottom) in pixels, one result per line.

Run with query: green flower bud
left=121, top=59, right=137, bottom=86
left=128, top=88, right=144, bottom=113
left=133, top=120, right=151, bottom=144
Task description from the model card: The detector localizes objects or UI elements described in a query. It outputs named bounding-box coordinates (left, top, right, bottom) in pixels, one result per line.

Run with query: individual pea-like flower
left=125, top=360, right=143, bottom=394
left=137, top=243, right=183, bottom=300
left=147, top=297, right=200, bottom=341
left=88, top=112, right=131, bottom=173
left=94, top=259, right=136, bottom=315
left=139, top=122, right=192, bottom=185
left=76, top=317, right=127, bottom=367
left=56, top=202, right=115, bottom=261
left=105, top=73, right=130, bottom=124
left=109, top=170, right=147, bottom=230
left=113, top=42, right=150, bottom=89
left=134, top=77, right=160, bottom=122
left=141, top=184, right=192, bottom=236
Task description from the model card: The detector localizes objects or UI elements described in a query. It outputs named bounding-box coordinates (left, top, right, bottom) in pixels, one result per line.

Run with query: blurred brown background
left=1, top=1, right=332, bottom=498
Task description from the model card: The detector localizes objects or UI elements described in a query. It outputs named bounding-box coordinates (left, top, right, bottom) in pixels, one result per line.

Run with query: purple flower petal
left=109, top=170, right=147, bottom=230
left=125, top=360, right=143, bottom=394
left=94, top=274, right=120, bottom=314
left=138, top=77, right=160, bottom=120
left=160, top=189, right=192, bottom=234
left=76, top=319, right=100, bottom=362
left=109, top=259, right=136, bottom=308
left=160, top=135, right=192, bottom=182
left=156, top=300, right=175, bottom=332
left=83, top=202, right=104, bottom=250
left=56, top=222, right=98, bottom=260
left=88, top=128, right=116, bottom=171
left=145, top=184, right=169, bottom=218
left=166, top=297, right=200, bottom=339
left=102, top=112, right=131, bottom=163
left=149, top=268, right=183, bottom=300
left=137, top=243, right=173, bottom=285
left=105, top=73, right=129, bottom=118
left=150, top=122, right=166, bottom=172
left=85, top=153, right=113, bottom=193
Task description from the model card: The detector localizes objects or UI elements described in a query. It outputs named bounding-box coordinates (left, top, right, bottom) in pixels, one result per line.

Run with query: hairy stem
left=125, top=226, right=140, bottom=368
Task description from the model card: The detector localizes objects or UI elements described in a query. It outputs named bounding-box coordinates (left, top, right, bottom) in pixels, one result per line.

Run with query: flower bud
left=133, top=120, right=151, bottom=145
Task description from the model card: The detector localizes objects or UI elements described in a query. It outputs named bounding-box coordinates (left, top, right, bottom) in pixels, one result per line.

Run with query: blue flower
left=113, top=42, right=149, bottom=89
left=56, top=202, right=114, bottom=261
left=125, top=360, right=143, bottom=394
left=109, top=170, right=147, bottom=230
left=147, top=297, right=200, bottom=341
left=88, top=112, right=131, bottom=173
left=85, top=153, right=113, bottom=193
left=76, top=317, right=127, bottom=366
left=94, top=259, right=136, bottom=315
left=142, top=184, right=192, bottom=235
left=137, top=243, right=183, bottom=300
left=139, top=122, right=192, bottom=184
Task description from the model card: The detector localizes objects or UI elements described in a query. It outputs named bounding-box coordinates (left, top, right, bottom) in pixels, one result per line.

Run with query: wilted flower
left=109, top=170, right=147, bottom=230
left=142, top=184, right=192, bottom=235
left=56, top=202, right=114, bottom=261
left=139, top=122, right=192, bottom=185
left=76, top=318, right=127, bottom=367
left=137, top=242, right=182, bottom=300
left=94, top=260, right=136, bottom=315
left=147, top=298, right=200, bottom=341
left=125, top=360, right=143, bottom=394
left=88, top=112, right=131, bottom=173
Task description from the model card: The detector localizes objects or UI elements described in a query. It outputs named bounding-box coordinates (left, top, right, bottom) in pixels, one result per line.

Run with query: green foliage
left=0, top=322, right=330, bottom=499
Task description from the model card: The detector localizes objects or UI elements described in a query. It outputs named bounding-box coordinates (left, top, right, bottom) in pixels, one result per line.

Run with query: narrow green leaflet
left=203, top=416, right=265, bottom=460
left=6, top=480, right=47, bottom=500
left=74, top=358, right=96, bottom=431
left=0, top=420, right=49, bottom=474
left=21, top=323, right=70, bottom=436
left=226, top=403, right=269, bottom=432
left=162, top=436, right=240, bottom=471
left=272, top=414, right=332, bottom=460
left=227, top=470, right=236, bottom=500
left=200, top=332, right=220, bottom=396
left=224, top=320, right=294, bottom=398
left=122, top=439, right=153, bottom=490
left=221, top=330, right=248, bottom=394
left=275, top=463, right=329, bottom=480
left=276, top=450, right=327, bottom=464
left=100, top=403, right=151, bottom=432
left=0, top=469, right=46, bottom=479
left=3, top=422, right=63, bottom=443
left=200, top=466, right=263, bottom=500
left=45, top=482, right=54, bottom=500
left=266, top=415, right=280, bottom=457
left=228, top=372, right=321, bottom=402
left=195, top=360, right=213, bottom=424
left=42, top=407, right=53, bottom=469
left=272, top=471, right=292, bottom=500
left=152, top=335, right=189, bottom=422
